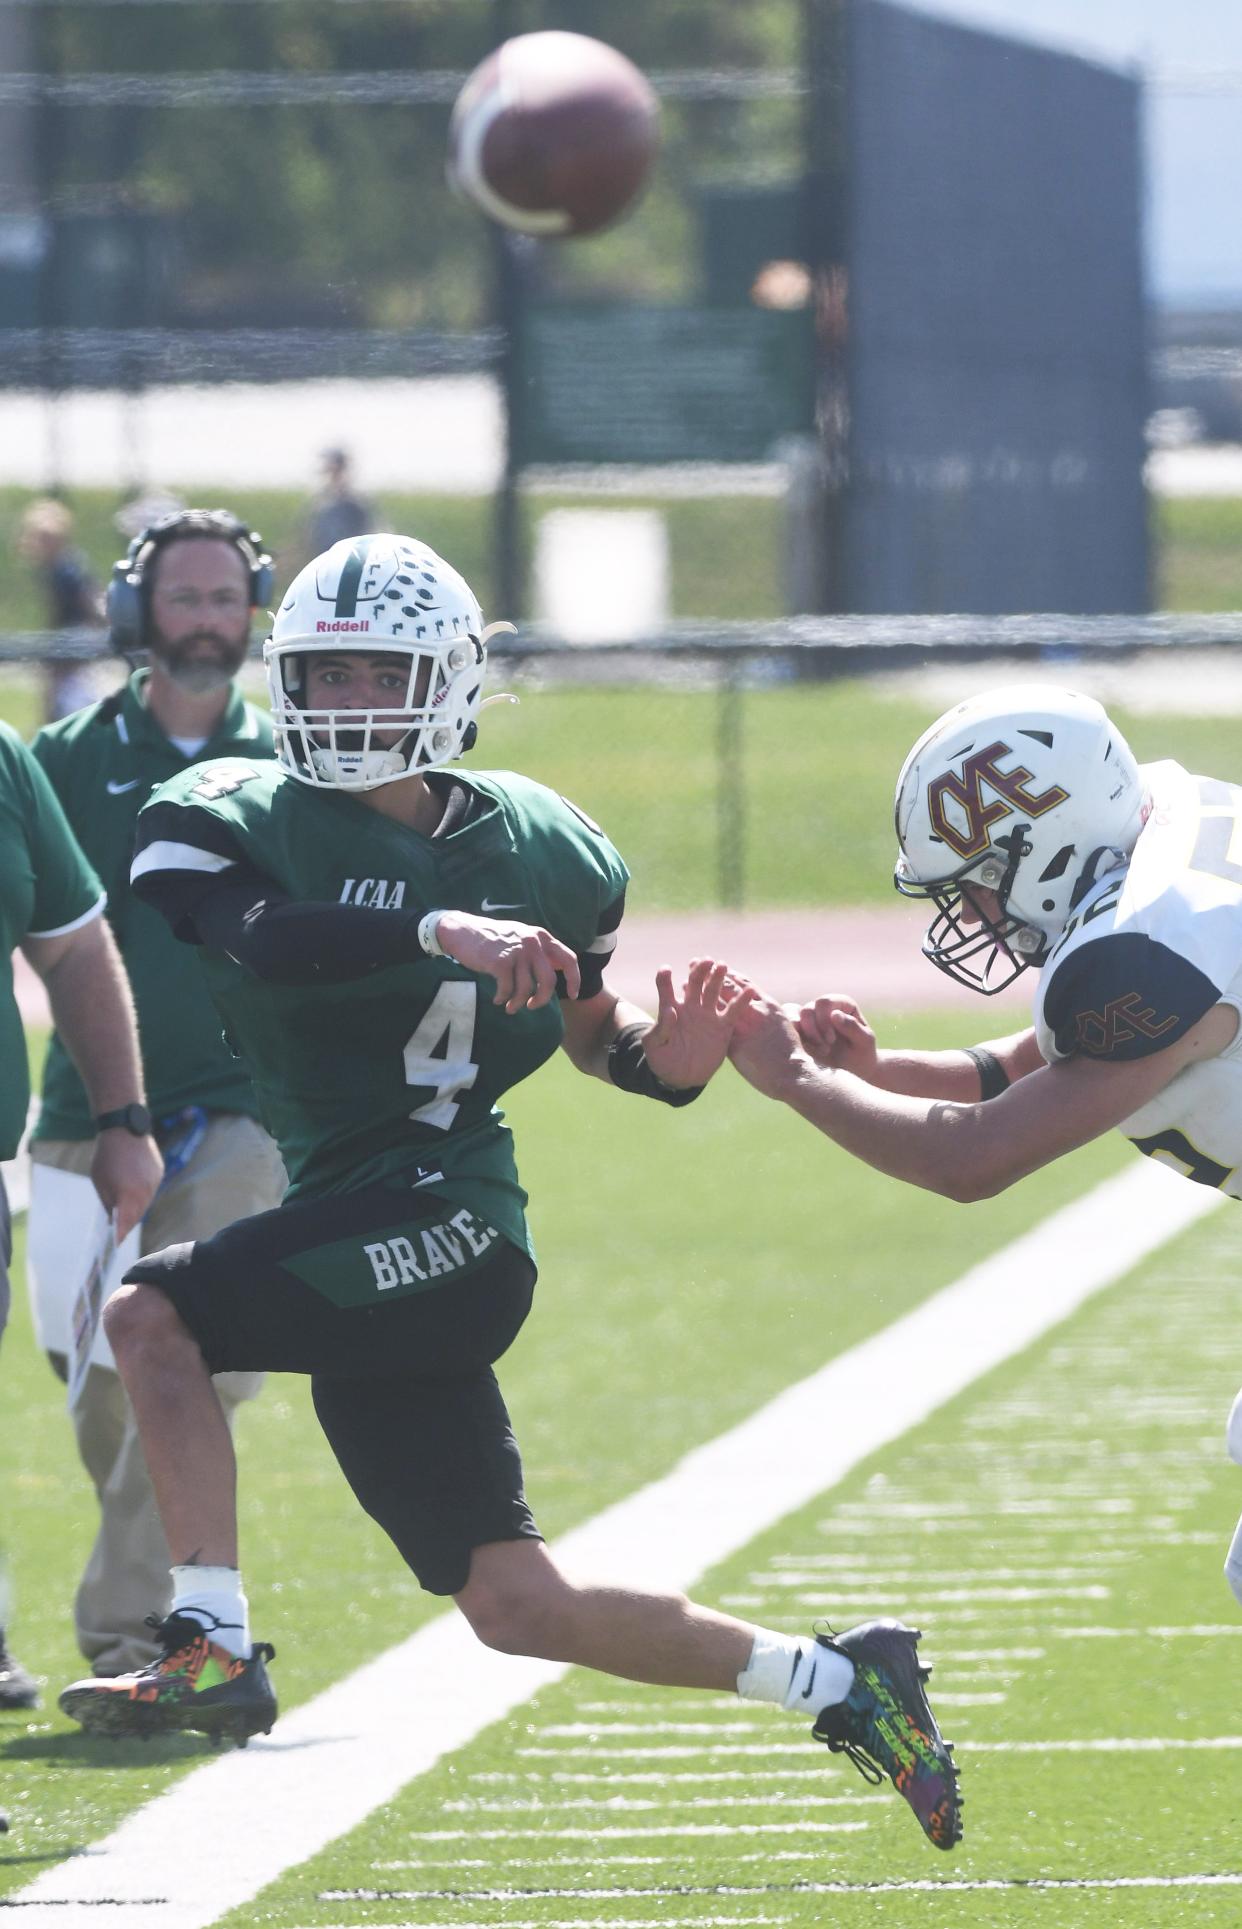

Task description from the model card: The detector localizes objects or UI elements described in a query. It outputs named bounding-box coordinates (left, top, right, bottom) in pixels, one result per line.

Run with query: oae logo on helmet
left=927, top=741, right=1069, bottom=862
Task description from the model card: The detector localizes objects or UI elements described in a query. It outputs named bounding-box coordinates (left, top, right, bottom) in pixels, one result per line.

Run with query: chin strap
left=1068, top=844, right=1127, bottom=912
left=993, top=822, right=1031, bottom=908
left=308, top=742, right=407, bottom=785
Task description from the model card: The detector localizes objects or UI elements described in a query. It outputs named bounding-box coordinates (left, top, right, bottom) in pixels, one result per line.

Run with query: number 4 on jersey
left=404, top=983, right=479, bottom=1129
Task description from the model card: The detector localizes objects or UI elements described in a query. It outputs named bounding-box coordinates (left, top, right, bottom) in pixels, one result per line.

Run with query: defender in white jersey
left=724, top=686, right=1242, bottom=1611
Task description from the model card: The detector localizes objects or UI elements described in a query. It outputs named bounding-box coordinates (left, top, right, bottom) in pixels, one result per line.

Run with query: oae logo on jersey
left=339, top=876, right=407, bottom=909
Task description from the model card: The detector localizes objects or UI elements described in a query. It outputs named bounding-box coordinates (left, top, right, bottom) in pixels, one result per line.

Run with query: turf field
left=3, top=1021, right=1239, bottom=1924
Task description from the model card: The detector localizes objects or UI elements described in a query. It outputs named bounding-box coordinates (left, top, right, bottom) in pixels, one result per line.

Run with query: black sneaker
left=811, top=1619, right=963, bottom=1851
left=0, top=1632, right=39, bottom=1711
left=59, top=1611, right=277, bottom=1748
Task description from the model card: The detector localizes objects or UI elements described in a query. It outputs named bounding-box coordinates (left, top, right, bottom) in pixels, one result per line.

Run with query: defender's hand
left=794, top=994, right=878, bottom=1077
left=436, top=911, right=581, bottom=1012
left=727, top=983, right=818, bottom=1101
left=91, top=1130, right=163, bottom=1244
left=641, top=958, right=754, bottom=1090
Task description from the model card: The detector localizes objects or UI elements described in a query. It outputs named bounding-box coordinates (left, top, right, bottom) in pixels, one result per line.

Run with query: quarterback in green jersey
left=58, top=535, right=962, bottom=1853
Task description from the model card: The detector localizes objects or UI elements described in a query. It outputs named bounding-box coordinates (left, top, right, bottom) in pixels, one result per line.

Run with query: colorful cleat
left=0, top=1633, right=40, bottom=1711
left=58, top=1611, right=276, bottom=1747
left=810, top=1619, right=963, bottom=1851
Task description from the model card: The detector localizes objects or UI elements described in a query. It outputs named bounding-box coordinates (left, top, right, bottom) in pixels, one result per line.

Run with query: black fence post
left=716, top=656, right=745, bottom=910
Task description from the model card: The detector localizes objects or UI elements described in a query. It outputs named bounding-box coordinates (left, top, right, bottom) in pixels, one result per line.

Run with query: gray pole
left=804, top=0, right=851, bottom=613
left=716, top=658, right=746, bottom=911
left=490, top=0, right=525, bottom=622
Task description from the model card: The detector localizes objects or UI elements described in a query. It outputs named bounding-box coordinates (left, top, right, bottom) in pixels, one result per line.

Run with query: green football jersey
left=131, top=761, right=629, bottom=1265
left=30, top=670, right=274, bottom=1139
left=0, top=722, right=103, bottom=1159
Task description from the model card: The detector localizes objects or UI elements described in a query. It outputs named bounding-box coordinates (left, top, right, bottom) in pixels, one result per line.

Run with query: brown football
left=448, top=31, right=660, bottom=239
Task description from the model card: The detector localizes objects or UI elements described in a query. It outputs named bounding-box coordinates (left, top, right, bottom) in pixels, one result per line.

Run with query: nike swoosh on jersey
left=480, top=898, right=525, bottom=914
left=106, top=778, right=143, bottom=794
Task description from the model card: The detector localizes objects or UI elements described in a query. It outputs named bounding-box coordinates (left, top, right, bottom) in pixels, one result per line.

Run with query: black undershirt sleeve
left=573, top=889, right=626, bottom=1001
left=163, top=867, right=428, bottom=986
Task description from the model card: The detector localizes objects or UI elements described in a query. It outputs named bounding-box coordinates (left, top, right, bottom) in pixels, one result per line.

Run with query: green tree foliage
left=39, top=0, right=804, bottom=328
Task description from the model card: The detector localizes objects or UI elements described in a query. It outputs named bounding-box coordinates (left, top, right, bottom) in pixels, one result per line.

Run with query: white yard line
left=318, top=1871, right=1242, bottom=1910
left=13, top=1160, right=1222, bottom=1926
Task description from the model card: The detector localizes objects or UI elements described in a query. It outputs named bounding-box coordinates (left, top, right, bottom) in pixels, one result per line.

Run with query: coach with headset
left=25, top=509, right=287, bottom=1680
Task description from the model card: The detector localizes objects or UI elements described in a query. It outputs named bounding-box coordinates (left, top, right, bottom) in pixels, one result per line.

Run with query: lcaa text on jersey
left=339, top=877, right=407, bottom=909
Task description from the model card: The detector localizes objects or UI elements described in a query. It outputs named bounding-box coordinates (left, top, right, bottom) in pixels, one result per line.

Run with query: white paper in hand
left=67, top=1207, right=118, bottom=1412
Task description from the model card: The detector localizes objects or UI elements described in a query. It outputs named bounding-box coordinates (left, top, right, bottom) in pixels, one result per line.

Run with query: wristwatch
left=95, top=1103, right=153, bottom=1137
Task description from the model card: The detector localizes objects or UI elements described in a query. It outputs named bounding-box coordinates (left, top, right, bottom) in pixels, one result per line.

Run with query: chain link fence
left=3, top=612, right=1242, bottom=912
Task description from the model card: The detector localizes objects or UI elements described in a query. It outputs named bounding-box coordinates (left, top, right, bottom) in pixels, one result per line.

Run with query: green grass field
left=6, top=669, right=1242, bottom=912
left=1, top=486, right=1238, bottom=630
left=3, top=1020, right=1239, bottom=1923
left=2, top=483, right=1240, bottom=1914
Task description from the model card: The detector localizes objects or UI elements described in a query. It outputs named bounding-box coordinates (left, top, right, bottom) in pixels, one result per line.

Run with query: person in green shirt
left=25, top=509, right=286, bottom=1678
left=0, top=722, right=161, bottom=1708
left=58, top=535, right=962, bottom=1855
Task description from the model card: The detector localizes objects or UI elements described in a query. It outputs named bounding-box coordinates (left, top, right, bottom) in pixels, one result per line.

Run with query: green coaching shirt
left=30, top=670, right=275, bottom=1141
left=0, top=721, right=104, bottom=1160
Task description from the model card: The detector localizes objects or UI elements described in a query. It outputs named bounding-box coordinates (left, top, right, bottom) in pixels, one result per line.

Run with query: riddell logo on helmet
left=316, top=620, right=371, bottom=632
left=928, top=741, right=1068, bottom=860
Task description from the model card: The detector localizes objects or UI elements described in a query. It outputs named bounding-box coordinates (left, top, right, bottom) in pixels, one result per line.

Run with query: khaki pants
left=0, top=1170, right=10, bottom=1346
left=29, top=1115, right=286, bottom=1673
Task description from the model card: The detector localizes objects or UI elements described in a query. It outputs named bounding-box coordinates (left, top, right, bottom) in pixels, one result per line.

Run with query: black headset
left=107, top=509, right=275, bottom=655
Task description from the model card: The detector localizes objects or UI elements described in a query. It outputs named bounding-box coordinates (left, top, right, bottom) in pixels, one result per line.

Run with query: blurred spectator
left=303, top=447, right=376, bottom=561
left=113, top=490, right=186, bottom=543
left=16, top=498, right=105, bottom=722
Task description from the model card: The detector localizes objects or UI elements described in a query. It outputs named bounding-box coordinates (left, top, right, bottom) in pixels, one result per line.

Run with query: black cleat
left=59, top=1611, right=276, bottom=1746
left=811, top=1619, right=963, bottom=1851
left=0, top=1633, right=39, bottom=1711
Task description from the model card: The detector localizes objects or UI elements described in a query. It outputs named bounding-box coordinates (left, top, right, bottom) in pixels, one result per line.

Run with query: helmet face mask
left=265, top=535, right=487, bottom=791
left=895, top=834, right=1047, bottom=995
left=893, top=685, right=1148, bottom=996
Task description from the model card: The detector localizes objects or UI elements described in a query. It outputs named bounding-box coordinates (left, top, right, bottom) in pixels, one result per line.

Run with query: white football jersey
left=1033, top=760, right=1242, bottom=1197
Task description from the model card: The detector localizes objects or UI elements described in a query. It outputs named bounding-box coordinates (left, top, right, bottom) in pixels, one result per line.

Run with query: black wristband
left=965, top=1045, right=1010, bottom=1101
left=607, top=1022, right=704, bottom=1108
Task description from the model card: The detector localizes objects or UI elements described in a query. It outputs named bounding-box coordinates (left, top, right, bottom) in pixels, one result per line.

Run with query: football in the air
left=447, top=31, right=660, bottom=239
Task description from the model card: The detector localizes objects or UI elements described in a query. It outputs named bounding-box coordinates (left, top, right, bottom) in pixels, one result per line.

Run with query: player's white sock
left=169, top=1565, right=251, bottom=1660
left=736, top=1629, right=854, bottom=1711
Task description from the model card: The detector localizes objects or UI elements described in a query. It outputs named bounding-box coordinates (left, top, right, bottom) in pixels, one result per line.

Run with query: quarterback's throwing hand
left=436, top=911, right=581, bottom=1012
left=642, top=959, right=754, bottom=1090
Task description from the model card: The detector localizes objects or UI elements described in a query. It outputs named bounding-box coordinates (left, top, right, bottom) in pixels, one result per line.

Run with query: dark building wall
left=841, top=0, right=1148, bottom=613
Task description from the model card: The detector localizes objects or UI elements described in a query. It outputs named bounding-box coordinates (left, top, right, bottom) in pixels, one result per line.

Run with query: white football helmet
left=893, top=684, right=1148, bottom=993
left=265, top=534, right=492, bottom=790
